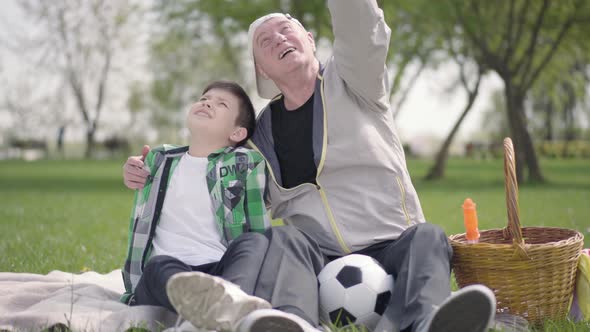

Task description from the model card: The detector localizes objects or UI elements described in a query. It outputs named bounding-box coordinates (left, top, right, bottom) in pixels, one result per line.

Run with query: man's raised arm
left=328, top=0, right=391, bottom=110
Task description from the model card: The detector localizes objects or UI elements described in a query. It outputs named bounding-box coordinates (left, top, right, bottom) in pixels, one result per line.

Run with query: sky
left=0, top=0, right=506, bottom=155
left=392, top=65, right=504, bottom=146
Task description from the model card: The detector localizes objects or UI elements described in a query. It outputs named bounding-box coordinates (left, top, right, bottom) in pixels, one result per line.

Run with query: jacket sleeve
left=121, top=149, right=157, bottom=301
left=121, top=186, right=140, bottom=302
left=129, top=149, right=158, bottom=223
left=328, top=0, right=392, bottom=112
left=243, top=156, right=272, bottom=233
left=124, top=149, right=156, bottom=259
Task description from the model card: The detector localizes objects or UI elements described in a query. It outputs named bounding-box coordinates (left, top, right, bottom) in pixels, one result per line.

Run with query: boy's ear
left=229, top=127, right=248, bottom=145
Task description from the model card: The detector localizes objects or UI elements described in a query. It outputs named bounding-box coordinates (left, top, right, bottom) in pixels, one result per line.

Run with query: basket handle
left=503, top=137, right=524, bottom=245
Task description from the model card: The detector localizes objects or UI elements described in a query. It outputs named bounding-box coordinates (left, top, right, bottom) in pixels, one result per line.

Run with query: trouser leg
left=133, top=255, right=191, bottom=312
left=207, top=231, right=270, bottom=295
left=253, top=225, right=325, bottom=326
left=358, top=223, right=453, bottom=332
left=134, top=232, right=270, bottom=312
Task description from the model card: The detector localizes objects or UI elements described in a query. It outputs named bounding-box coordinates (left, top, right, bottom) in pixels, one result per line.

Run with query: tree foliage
left=528, top=46, right=589, bottom=144
left=148, top=0, right=590, bottom=182
left=148, top=0, right=434, bottom=126
left=394, top=0, right=590, bottom=182
left=15, top=0, right=140, bottom=158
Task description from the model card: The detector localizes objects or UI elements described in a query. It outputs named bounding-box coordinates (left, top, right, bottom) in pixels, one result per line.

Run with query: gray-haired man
left=124, top=1, right=496, bottom=331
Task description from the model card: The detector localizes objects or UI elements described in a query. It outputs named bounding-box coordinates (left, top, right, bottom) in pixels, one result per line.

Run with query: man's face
left=186, top=88, right=243, bottom=144
left=253, top=17, right=316, bottom=80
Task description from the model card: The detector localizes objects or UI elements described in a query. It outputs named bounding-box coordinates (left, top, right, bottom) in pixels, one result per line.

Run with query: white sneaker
left=415, top=284, right=496, bottom=332
left=236, top=308, right=322, bottom=332
left=166, top=272, right=271, bottom=332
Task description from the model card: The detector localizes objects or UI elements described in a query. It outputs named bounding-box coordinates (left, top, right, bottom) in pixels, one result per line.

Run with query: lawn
left=0, top=159, right=132, bottom=273
left=1, top=157, right=589, bottom=331
left=412, top=158, right=590, bottom=245
left=1, top=157, right=589, bottom=272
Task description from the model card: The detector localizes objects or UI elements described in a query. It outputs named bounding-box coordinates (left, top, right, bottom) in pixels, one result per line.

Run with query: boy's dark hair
left=202, top=80, right=256, bottom=147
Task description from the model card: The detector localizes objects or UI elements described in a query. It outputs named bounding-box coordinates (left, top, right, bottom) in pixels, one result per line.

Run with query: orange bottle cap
left=462, top=198, right=476, bottom=209
left=462, top=198, right=480, bottom=242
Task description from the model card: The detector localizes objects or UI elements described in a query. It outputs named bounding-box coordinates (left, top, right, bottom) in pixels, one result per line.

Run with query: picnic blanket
left=0, top=269, right=204, bottom=331
left=0, top=269, right=534, bottom=332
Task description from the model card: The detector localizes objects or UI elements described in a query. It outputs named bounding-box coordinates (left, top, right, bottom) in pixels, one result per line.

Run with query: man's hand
left=123, top=145, right=151, bottom=190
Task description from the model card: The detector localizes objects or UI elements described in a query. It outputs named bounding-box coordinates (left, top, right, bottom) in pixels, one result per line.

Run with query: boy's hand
left=123, top=145, right=151, bottom=190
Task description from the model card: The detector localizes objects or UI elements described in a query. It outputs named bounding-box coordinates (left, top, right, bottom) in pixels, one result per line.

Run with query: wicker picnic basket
left=449, top=137, right=584, bottom=326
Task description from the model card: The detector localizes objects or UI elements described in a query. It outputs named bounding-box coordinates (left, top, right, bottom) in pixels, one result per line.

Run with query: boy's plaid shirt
left=121, top=145, right=271, bottom=304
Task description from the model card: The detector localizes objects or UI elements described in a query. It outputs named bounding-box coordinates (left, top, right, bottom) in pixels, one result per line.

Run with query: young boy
left=121, top=81, right=324, bottom=332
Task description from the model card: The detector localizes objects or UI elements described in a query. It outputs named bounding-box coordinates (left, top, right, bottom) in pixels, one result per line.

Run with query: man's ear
left=307, top=31, right=316, bottom=53
left=229, top=127, right=248, bottom=145
left=256, top=62, right=270, bottom=79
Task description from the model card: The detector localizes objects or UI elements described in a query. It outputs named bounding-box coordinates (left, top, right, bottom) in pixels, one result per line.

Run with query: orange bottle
left=462, top=198, right=480, bottom=244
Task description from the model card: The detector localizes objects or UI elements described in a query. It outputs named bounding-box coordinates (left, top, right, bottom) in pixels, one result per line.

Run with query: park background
left=0, top=1, right=589, bottom=330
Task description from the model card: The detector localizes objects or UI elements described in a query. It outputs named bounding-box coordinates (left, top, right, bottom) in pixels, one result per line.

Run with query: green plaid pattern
left=121, top=145, right=271, bottom=304
left=206, top=147, right=269, bottom=242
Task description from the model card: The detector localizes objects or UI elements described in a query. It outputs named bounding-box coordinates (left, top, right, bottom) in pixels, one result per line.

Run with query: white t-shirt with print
left=151, top=153, right=226, bottom=266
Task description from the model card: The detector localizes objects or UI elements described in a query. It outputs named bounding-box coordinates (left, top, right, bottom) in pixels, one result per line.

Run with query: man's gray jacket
left=250, top=0, right=426, bottom=256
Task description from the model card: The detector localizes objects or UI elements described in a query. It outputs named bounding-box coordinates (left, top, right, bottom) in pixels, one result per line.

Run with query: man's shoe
left=166, top=271, right=271, bottom=332
left=415, top=284, right=496, bottom=332
left=236, top=308, right=322, bottom=332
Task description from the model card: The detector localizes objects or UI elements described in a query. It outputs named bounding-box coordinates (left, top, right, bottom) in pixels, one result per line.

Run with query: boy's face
left=186, top=88, right=246, bottom=145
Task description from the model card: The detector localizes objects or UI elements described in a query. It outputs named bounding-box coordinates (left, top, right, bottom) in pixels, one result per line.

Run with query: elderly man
left=124, top=1, right=496, bottom=331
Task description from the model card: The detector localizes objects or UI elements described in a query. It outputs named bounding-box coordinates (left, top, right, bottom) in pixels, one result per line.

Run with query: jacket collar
left=207, top=146, right=238, bottom=161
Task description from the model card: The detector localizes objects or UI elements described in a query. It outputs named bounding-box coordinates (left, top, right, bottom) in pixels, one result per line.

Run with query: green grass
left=1, top=157, right=589, bottom=331
left=0, top=159, right=132, bottom=273
left=411, top=158, right=590, bottom=246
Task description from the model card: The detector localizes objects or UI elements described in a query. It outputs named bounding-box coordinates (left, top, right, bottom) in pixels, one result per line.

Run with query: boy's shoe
left=415, top=284, right=496, bottom=332
left=166, top=271, right=271, bottom=332
left=236, top=308, right=322, bottom=332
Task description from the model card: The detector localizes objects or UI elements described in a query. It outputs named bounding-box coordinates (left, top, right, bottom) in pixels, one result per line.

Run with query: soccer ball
left=318, top=254, right=394, bottom=330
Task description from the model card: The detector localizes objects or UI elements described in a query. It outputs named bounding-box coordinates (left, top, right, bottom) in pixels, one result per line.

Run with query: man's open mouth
left=279, top=47, right=296, bottom=60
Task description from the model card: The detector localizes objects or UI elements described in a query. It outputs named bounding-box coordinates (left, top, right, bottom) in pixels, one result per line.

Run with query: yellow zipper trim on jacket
left=250, top=94, right=318, bottom=193
left=395, top=176, right=412, bottom=225
left=248, top=140, right=316, bottom=193
left=316, top=74, right=351, bottom=254
left=248, top=73, right=351, bottom=254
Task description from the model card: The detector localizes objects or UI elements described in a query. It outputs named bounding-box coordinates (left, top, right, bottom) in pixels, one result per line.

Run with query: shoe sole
left=428, top=285, right=495, bottom=332
left=167, top=271, right=271, bottom=332
left=246, top=316, right=305, bottom=332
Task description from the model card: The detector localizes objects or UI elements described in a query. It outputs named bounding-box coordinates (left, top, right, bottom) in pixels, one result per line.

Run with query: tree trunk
left=57, top=125, right=66, bottom=155
left=562, top=83, right=576, bottom=157
left=504, top=84, right=545, bottom=183
left=543, top=98, right=554, bottom=141
left=425, top=76, right=481, bottom=181
left=520, top=123, right=544, bottom=182
left=85, top=127, right=96, bottom=159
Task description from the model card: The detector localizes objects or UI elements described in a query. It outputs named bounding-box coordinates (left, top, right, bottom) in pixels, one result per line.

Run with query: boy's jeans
left=133, top=226, right=324, bottom=326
